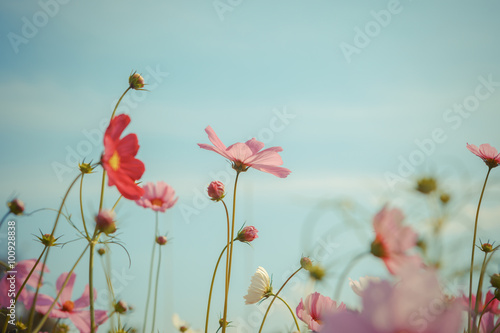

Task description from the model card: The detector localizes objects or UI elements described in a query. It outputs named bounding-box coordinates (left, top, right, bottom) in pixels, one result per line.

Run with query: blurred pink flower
left=323, top=266, right=463, bottom=333
left=0, top=259, right=48, bottom=308
left=370, top=206, right=421, bottom=275
left=467, top=143, right=500, bottom=168
left=135, top=181, right=178, bottom=212
left=36, top=272, right=108, bottom=333
left=461, top=291, right=500, bottom=316
left=236, top=226, right=258, bottom=243
left=207, top=181, right=225, bottom=201
left=198, top=126, right=291, bottom=178
left=479, top=313, right=500, bottom=333
left=296, top=292, right=346, bottom=332
left=102, top=114, right=145, bottom=200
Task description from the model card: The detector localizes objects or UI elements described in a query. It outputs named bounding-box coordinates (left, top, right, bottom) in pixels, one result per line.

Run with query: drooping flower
left=95, top=209, right=117, bottom=235
left=296, top=292, right=346, bottom=332
left=36, top=273, right=108, bottom=333
left=0, top=259, right=49, bottom=308
left=467, top=143, right=500, bottom=168
left=244, top=266, right=272, bottom=304
left=102, top=114, right=145, bottom=200
left=198, top=126, right=291, bottom=178
left=135, top=181, right=178, bottom=212
left=236, top=226, right=258, bottom=243
left=323, top=266, right=463, bottom=333
left=369, top=206, right=421, bottom=275
left=207, top=181, right=225, bottom=201
left=349, top=276, right=381, bottom=296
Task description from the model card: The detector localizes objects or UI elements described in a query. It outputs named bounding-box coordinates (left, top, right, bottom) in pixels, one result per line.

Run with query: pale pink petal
left=248, top=164, right=291, bottom=178
left=73, top=285, right=92, bottom=309
left=226, top=142, right=253, bottom=162
left=244, top=138, right=265, bottom=154
left=479, top=143, right=498, bottom=159
left=245, top=147, right=284, bottom=166
left=324, top=311, right=376, bottom=333
left=198, top=143, right=233, bottom=161
left=205, top=126, right=227, bottom=151
left=69, top=311, right=92, bottom=333
left=466, top=143, right=481, bottom=156
left=56, top=273, right=75, bottom=303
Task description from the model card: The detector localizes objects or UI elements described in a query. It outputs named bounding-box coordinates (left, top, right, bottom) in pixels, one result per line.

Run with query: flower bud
left=440, top=193, right=450, bottom=204
left=416, top=177, right=437, bottom=194
left=39, top=233, right=58, bottom=247
left=156, top=235, right=168, bottom=245
left=237, top=226, right=258, bottom=243
left=79, top=163, right=93, bottom=174
left=207, top=181, right=225, bottom=201
left=491, top=274, right=500, bottom=289
left=481, top=243, right=494, bottom=253
left=114, top=300, right=128, bottom=314
left=8, top=198, right=24, bottom=215
left=309, top=264, right=325, bottom=281
left=300, top=257, right=313, bottom=270
left=95, top=210, right=116, bottom=235
left=97, top=248, right=106, bottom=256
left=129, top=72, right=145, bottom=90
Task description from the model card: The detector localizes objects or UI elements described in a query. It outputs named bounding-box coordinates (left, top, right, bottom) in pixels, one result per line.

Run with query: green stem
left=1, top=248, right=47, bottom=333
left=89, top=239, right=97, bottom=333
left=27, top=173, right=82, bottom=332
left=468, top=167, right=491, bottom=332
left=111, top=195, right=123, bottom=211
left=477, top=296, right=496, bottom=333
left=274, top=295, right=301, bottom=332
left=99, top=247, right=118, bottom=332
left=142, top=213, right=159, bottom=333
left=334, top=252, right=367, bottom=301
left=473, top=252, right=489, bottom=331
left=80, top=174, right=90, bottom=239
left=0, top=211, right=10, bottom=228
left=32, top=243, right=90, bottom=333
left=205, top=244, right=229, bottom=333
left=110, top=87, right=130, bottom=120
left=222, top=172, right=241, bottom=333
left=151, top=241, right=163, bottom=333
left=259, top=267, right=303, bottom=333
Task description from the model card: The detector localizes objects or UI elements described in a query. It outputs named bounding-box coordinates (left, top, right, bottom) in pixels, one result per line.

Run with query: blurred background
left=1, top=0, right=500, bottom=332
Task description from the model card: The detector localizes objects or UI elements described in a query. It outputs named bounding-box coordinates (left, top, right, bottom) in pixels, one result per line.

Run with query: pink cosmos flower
left=461, top=291, right=500, bottom=316
left=370, top=206, right=421, bottom=275
left=135, top=181, right=178, bottom=212
left=467, top=143, right=500, bottom=168
left=198, top=126, right=291, bottom=178
left=296, top=292, right=346, bottom=332
left=236, top=226, right=258, bottom=242
left=323, top=265, right=463, bottom=333
left=0, top=259, right=48, bottom=308
left=102, top=114, right=145, bottom=200
left=36, top=272, right=108, bottom=333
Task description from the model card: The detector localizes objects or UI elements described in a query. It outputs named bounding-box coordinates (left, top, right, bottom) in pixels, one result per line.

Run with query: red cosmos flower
left=467, top=143, right=500, bottom=168
left=198, top=126, right=291, bottom=178
left=102, top=114, right=145, bottom=200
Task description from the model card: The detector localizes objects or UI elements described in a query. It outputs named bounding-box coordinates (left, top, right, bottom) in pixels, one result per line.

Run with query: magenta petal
left=69, top=311, right=92, bottom=333
left=56, top=272, right=75, bottom=303
left=73, top=285, right=92, bottom=309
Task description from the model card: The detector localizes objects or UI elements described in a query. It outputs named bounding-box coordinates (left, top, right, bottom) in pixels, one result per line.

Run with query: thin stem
left=50, top=319, right=61, bottom=333
left=468, top=167, right=492, bottom=332
left=275, top=295, right=301, bottom=332
left=80, top=174, right=90, bottom=238
left=142, top=212, right=159, bottom=333
left=0, top=211, right=10, bottom=228
left=27, top=173, right=82, bottom=332
left=259, top=267, right=303, bottom=333
left=1, top=248, right=47, bottom=333
left=477, top=296, right=496, bottom=333
left=89, top=239, right=97, bottom=333
left=151, top=241, right=163, bottom=333
left=334, top=252, right=367, bottom=301
left=111, top=195, right=123, bottom=211
left=222, top=171, right=241, bottom=333
left=205, top=244, right=229, bottom=333
left=99, top=247, right=118, bottom=332
left=110, top=87, right=130, bottom=120
left=473, top=251, right=489, bottom=331
left=32, top=243, right=90, bottom=333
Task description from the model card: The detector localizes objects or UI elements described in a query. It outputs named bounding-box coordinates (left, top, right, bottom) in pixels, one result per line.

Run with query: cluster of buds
left=95, top=210, right=117, bottom=235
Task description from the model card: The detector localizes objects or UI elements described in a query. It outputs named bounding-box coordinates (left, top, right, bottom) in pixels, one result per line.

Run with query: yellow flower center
left=151, top=198, right=163, bottom=207
left=109, top=151, right=120, bottom=171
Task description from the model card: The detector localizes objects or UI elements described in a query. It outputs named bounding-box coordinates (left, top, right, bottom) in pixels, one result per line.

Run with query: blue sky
left=1, top=0, right=500, bottom=331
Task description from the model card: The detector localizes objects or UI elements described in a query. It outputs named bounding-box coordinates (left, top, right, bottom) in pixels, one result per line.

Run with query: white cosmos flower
left=172, top=313, right=201, bottom=333
left=349, top=276, right=381, bottom=296
left=244, top=266, right=272, bottom=304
